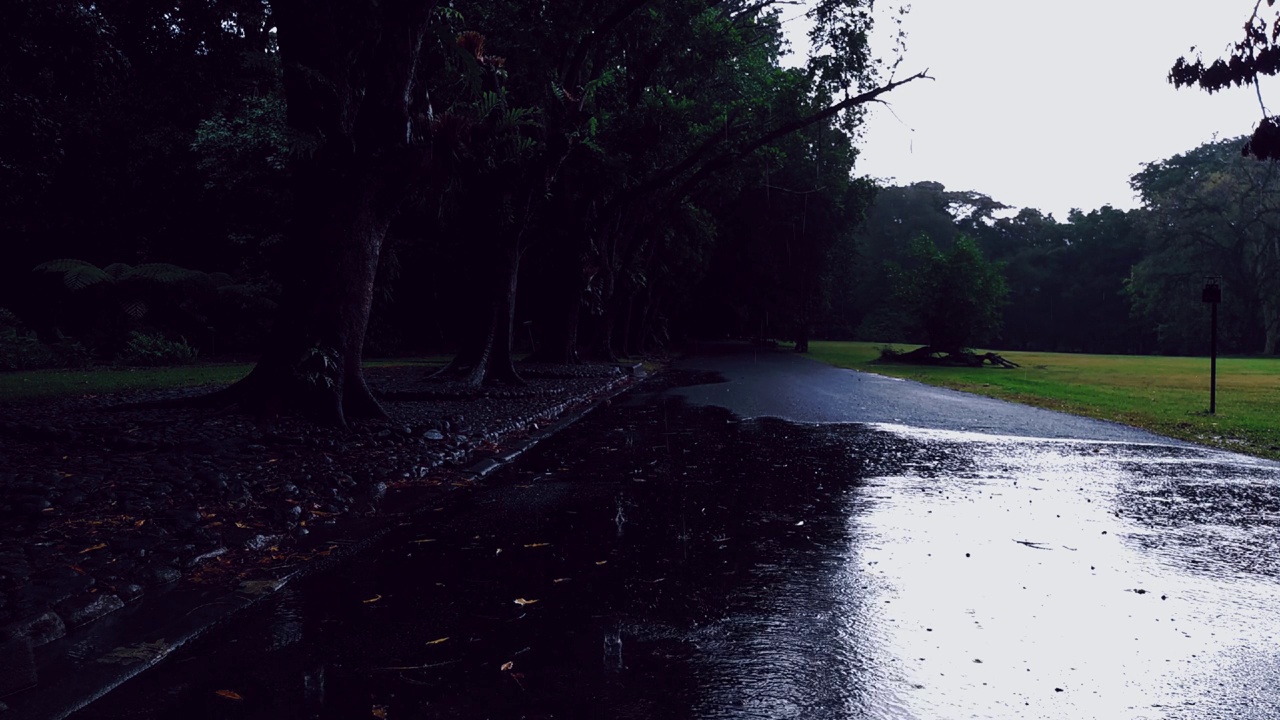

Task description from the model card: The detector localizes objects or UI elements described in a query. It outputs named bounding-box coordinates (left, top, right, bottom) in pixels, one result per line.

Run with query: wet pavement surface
left=69, top=350, right=1280, bottom=719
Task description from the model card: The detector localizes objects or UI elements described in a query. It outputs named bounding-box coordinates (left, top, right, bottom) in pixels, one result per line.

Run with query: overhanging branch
left=671, top=69, right=933, bottom=199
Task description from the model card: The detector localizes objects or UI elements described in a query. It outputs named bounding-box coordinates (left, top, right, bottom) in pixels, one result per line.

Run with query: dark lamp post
left=1202, top=277, right=1221, bottom=414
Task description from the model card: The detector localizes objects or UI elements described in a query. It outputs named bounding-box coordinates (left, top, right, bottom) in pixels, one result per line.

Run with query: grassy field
left=0, top=357, right=450, bottom=404
left=805, top=341, right=1280, bottom=460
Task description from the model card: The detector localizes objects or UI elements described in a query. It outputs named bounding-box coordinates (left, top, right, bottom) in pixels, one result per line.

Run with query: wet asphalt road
left=73, top=348, right=1280, bottom=719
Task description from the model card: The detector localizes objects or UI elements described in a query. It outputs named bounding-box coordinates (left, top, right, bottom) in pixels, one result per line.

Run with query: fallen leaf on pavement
left=79, top=543, right=107, bottom=554
left=425, top=637, right=449, bottom=645
left=514, top=598, right=538, bottom=606
left=214, top=689, right=244, bottom=701
left=363, top=594, right=383, bottom=604
left=500, top=661, right=514, bottom=671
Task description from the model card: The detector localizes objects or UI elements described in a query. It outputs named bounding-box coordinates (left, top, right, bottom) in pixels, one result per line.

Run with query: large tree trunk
left=214, top=0, right=438, bottom=427
left=1260, top=284, right=1280, bottom=354
left=634, top=284, right=657, bottom=355
left=526, top=233, right=591, bottom=364
left=584, top=277, right=620, bottom=363
left=619, top=289, right=636, bottom=359
left=582, top=223, right=624, bottom=362
left=794, top=325, right=810, bottom=353
left=1264, top=306, right=1280, bottom=355
left=223, top=173, right=390, bottom=424
left=527, top=288, right=582, bottom=365
left=436, top=243, right=524, bottom=385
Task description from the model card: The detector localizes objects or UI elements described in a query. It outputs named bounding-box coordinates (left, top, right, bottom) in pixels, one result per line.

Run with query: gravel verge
left=0, top=362, right=639, bottom=718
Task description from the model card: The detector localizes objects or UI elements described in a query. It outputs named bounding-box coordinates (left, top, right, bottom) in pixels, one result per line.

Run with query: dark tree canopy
left=2, top=0, right=936, bottom=424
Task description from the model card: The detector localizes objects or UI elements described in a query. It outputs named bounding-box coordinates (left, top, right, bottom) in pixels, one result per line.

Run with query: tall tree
left=892, top=234, right=1008, bottom=352
left=844, top=182, right=1001, bottom=341
left=215, top=0, right=446, bottom=426
left=579, top=0, right=927, bottom=360
left=1130, top=137, right=1280, bottom=354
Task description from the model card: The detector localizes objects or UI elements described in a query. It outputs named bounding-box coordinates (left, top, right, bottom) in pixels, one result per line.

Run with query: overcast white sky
left=788, top=1, right=1280, bottom=219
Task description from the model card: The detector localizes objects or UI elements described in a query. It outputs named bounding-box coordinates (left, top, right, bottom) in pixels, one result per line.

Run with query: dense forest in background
left=836, top=136, right=1280, bottom=358
left=1, top=1, right=1277, bottom=422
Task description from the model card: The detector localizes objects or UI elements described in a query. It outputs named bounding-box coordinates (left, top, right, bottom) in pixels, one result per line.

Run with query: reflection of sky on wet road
left=823, top=426, right=1280, bottom=719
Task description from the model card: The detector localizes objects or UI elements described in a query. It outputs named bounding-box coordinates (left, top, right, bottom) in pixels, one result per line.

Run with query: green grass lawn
left=0, top=357, right=452, bottom=404
left=805, top=341, right=1280, bottom=460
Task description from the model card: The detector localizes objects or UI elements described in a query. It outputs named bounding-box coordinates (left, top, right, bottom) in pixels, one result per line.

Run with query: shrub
left=51, top=340, right=95, bottom=368
left=115, top=331, right=199, bottom=367
left=0, top=308, right=93, bottom=370
left=0, top=327, right=54, bottom=371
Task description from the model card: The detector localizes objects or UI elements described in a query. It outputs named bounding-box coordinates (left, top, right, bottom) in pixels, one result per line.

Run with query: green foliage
left=30, top=258, right=274, bottom=359
left=0, top=308, right=56, bottom=371
left=192, top=93, right=289, bottom=186
left=0, top=308, right=92, bottom=371
left=846, top=183, right=1151, bottom=355
left=893, top=234, right=1008, bottom=351
left=1129, top=137, right=1280, bottom=355
left=115, top=331, right=199, bottom=367
left=294, top=345, right=341, bottom=390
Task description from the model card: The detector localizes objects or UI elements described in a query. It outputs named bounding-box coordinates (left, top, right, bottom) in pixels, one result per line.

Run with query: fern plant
left=32, top=258, right=274, bottom=356
left=115, top=331, right=199, bottom=366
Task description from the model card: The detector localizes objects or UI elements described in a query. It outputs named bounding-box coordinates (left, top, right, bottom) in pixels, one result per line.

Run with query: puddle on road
left=843, top=426, right=1280, bottom=719
left=74, top=388, right=1280, bottom=719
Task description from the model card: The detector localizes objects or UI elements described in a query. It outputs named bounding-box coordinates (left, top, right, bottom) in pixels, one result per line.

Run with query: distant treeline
left=819, top=138, right=1280, bottom=357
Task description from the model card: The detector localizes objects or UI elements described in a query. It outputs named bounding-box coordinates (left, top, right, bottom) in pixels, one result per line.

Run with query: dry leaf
left=595, top=560, right=608, bottom=566
left=97, top=639, right=171, bottom=665
left=500, top=661, right=514, bottom=671
left=513, top=598, right=538, bottom=606
left=410, top=538, right=436, bottom=544
left=234, top=521, right=248, bottom=529
left=553, top=577, right=571, bottom=583
left=362, top=594, right=383, bottom=604
left=372, top=705, right=389, bottom=719
left=523, top=543, right=551, bottom=548
left=214, top=689, right=244, bottom=701
left=134, top=519, right=146, bottom=527
left=425, top=637, right=449, bottom=646
left=79, top=543, right=107, bottom=554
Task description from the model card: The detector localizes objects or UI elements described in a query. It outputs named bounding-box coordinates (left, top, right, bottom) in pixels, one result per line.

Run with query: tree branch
left=561, top=0, right=652, bottom=89
left=672, top=69, right=933, bottom=200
